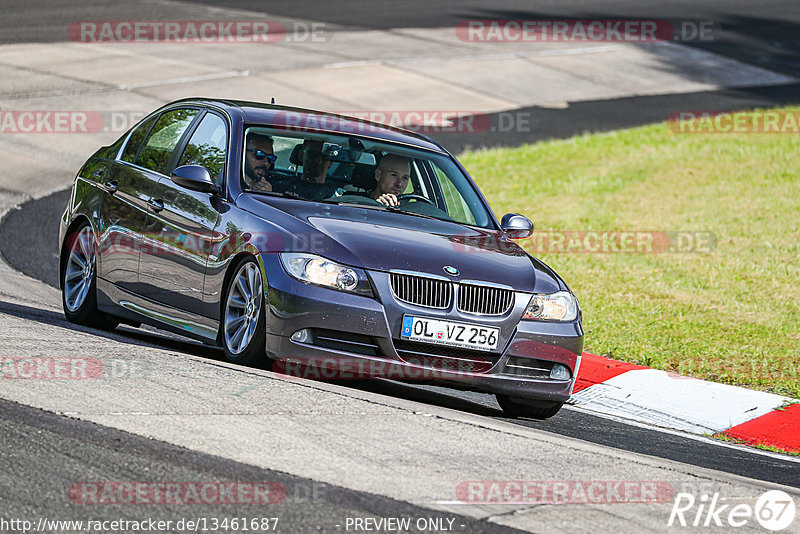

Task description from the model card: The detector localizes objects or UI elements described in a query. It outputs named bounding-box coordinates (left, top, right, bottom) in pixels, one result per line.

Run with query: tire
left=496, top=394, right=564, bottom=420
left=62, top=223, right=118, bottom=330
left=220, top=258, right=268, bottom=367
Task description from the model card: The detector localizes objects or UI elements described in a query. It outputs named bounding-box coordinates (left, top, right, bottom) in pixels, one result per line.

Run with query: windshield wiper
left=324, top=199, right=451, bottom=222
left=321, top=199, right=386, bottom=210
left=248, top=190, right=309, bottom=201
left=384, top=206, right=451, bottom=222
left=320, top=195, right=457, bottom=224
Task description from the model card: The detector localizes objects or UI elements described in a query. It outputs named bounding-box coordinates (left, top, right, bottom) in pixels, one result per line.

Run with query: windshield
left=242, top=126, right=492, bottom=228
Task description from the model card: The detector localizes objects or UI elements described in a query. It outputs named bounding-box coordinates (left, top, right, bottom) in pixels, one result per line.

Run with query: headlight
left=280, top=253, right=373, bottom=297
left=522, top=291, right=578, bottom=321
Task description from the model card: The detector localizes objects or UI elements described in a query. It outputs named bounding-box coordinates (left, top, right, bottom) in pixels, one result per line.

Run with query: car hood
left=242, top=196, right=563, bottom=293
left=307, top=216, right=560, bottom=294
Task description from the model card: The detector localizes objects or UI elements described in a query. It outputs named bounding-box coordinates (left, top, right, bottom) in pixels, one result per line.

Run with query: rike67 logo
left=669, top=490, right=796, bottom=531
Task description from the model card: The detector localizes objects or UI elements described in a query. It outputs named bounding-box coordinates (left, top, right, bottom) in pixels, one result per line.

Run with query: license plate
left=400, top=315, right=500, bottom=352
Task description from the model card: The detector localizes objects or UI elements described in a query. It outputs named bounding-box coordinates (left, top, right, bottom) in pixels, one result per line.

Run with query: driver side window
left=177, top=113, right=228, bottom=186
left=136, top=108, right=198, bottom=174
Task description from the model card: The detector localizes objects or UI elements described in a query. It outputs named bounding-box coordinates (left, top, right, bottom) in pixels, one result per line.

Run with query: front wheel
left=62, top=224, right=118, bottom=330
left=496, top=394, right=564, bottom=420
left=221, top=258, right=268, bottom=366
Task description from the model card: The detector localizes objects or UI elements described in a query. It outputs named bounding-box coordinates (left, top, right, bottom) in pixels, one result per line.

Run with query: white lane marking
left=117, top=70, right=251, bottom=90
left=569, top=368, right=796, bottom=434
left=323, top=46, right=625, bottom=69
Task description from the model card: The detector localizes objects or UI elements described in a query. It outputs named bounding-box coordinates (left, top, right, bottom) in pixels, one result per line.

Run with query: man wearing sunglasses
left=243, top=132, right=277, bottom=191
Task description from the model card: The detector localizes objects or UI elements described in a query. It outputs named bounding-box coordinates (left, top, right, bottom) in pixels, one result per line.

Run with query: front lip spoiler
left=268, top=333, right=575, bottom=402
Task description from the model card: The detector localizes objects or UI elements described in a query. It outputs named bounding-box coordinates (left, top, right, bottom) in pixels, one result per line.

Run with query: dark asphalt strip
left=436, top=83, right=800, bottom=154
left=0, top=188, right=67, bottom=288
left=0, top=397, right=524, bottom=533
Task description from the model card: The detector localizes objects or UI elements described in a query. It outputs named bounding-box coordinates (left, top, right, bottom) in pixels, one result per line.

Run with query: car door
left=96, top=113, right=160, bottom=293
left=97, top=109, right=198, bottom=293
left=137, top=111, right=227, bottom=317
left=99, top=107, right=201, bottom=297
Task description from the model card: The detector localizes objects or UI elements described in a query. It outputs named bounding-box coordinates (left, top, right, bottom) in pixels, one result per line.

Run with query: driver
left=370, top=154, right=410, bottom=207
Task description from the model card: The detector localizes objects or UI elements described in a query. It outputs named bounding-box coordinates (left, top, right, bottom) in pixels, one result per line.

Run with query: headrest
left=351, top=163, right=377, bottom=191
left=289, top=143, right=303, bottom=166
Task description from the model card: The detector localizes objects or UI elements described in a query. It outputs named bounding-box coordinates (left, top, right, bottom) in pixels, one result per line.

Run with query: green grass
left=458, top=108, right=800, bottom=398
left=712, top=432, right=800, bottom=457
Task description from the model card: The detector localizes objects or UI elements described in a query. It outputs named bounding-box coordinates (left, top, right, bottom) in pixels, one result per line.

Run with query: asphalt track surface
left=4, top=0, right=800, bottom=80
left=0, top=397, right=523, bottom=534
left=4, top=0, right=800, bottom=527
left=4, top=0, right=800, bottom=152
left=3, top=191, right=800, bottom=491
left=192, top=0, right=800, bottom=79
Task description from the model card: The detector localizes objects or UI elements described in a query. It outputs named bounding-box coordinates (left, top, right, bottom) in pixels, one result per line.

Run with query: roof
left=171, top=98, right=447, bottom=153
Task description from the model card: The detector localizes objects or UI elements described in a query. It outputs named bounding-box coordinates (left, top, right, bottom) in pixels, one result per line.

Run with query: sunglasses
left=246, top=149, right=277, bottom=164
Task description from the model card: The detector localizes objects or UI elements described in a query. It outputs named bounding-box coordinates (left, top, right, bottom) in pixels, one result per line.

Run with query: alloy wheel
left=64, top=226, right=95, bottom=312
left=224, top=262, right=263, bottom=354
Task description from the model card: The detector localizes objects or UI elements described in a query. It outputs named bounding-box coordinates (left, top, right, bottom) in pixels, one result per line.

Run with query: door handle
left=106, top=180, right=118, bottom=195
left=147, top=198, right=164, bottom=212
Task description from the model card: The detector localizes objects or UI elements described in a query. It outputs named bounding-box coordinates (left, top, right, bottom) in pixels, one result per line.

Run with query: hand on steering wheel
left=374, top=193, right=400, bottom=207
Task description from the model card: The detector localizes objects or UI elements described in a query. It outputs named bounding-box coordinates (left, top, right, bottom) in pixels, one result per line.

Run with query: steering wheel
left=397, top=193, right=436, bottom=206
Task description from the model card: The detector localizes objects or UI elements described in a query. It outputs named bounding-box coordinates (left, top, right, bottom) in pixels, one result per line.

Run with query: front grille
left=390, top=272, right=452, bottom=309
left=393, top=339, right=500, bottom=374
left=501, top=356, right=554, bottom=379
left=390, top=272, right=514, bottom=315
left=312, top=329, right=381, bottom=356
left=457, top=283, right=514, bottom=316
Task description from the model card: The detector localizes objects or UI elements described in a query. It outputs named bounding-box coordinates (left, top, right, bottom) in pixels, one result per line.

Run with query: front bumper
left=262, top=254, right=583, bottom=402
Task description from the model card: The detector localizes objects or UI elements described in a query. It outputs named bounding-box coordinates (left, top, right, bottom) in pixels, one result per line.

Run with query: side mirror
left=500, top=213, right=534, bottom=239
left=171, top=165, right=217, bottom=194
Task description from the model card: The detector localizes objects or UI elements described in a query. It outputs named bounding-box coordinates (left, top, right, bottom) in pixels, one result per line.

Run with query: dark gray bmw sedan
left=59, top=98, right=583, bottom=419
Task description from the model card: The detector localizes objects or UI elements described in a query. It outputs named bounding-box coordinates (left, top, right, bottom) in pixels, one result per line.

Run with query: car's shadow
left=338, top=378, right=502, bottom=417
left=0, top=299, right=224, bottom=359
left=2, top=298, right=506, bottom=418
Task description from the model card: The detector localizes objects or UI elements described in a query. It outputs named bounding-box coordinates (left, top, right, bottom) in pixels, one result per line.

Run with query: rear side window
left=121, top=115, right=157, bottom=163
left=136, top=108, right=198, bottom=174
left=177, top=113, right=227, bottom=184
